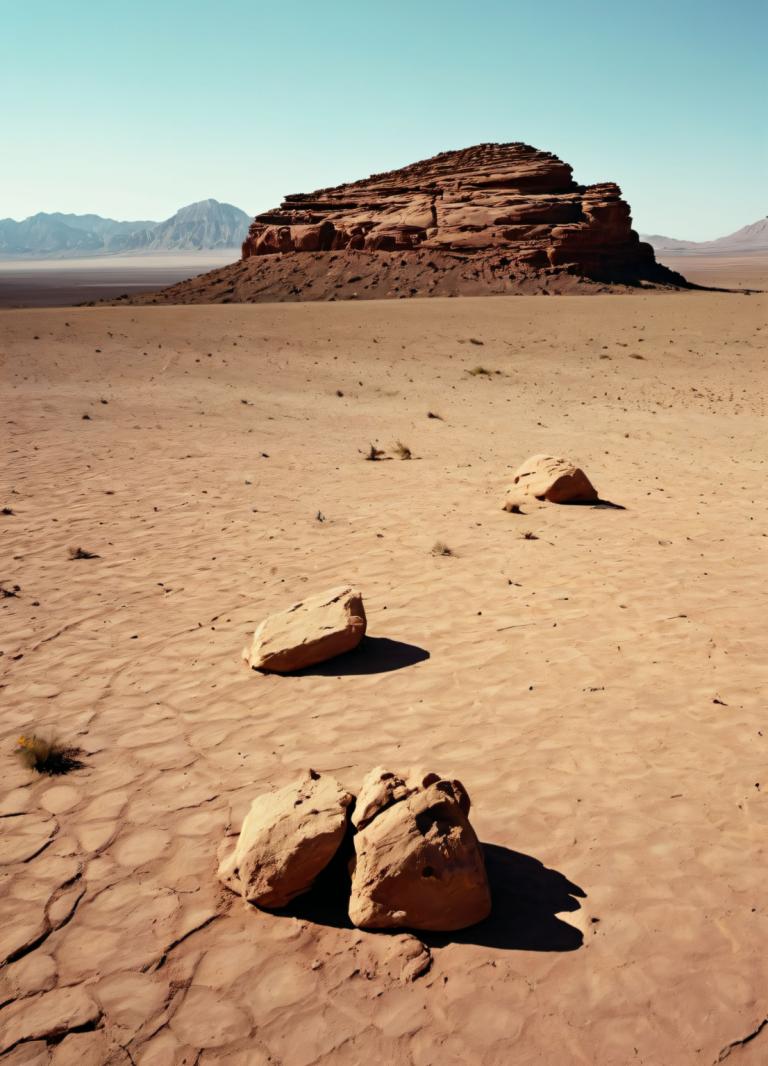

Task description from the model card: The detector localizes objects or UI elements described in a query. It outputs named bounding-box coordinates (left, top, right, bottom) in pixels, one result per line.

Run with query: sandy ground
left=1, top=282, right=767, bottom=1065
left=658, top=253, right=768, bottom=291
left=0, top=253, right=239, bottom=309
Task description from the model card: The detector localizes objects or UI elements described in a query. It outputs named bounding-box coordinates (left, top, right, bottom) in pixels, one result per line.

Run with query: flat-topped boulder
left=504, top=454, right=598, bottom=506
left=244, top=585, right=367, bottom=673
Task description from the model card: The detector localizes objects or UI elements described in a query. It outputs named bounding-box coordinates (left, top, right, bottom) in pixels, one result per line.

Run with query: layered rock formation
left=242, top=143, right=660, bottom=282
left=123, top=143, right=688, bottom=303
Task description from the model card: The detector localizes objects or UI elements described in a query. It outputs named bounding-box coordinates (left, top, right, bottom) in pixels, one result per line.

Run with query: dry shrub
left=68, top=546, right=99, bottom=560
left=15, top=733, right=84, bottom=775
left=431, top=540, right=455, bottom=557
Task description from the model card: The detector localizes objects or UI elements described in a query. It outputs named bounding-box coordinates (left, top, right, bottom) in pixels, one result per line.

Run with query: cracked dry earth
left=1, top=285, right=767, bottom=1065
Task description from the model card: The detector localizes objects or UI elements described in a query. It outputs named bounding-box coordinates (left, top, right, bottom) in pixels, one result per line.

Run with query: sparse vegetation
left=467, top=365, right=492, bottom=376
left=432, top=540, right=455, bottom=557
left=14, top=733, right=84, bottom=776
left=365, top=444, right=385, bottom=461
left=427, top=411, right=443, bottom=420
left=68, top=546, right=100, bottom=560
left=394, top=441, right=412, bottom=460
left=522, top=531, right=539, bottom=540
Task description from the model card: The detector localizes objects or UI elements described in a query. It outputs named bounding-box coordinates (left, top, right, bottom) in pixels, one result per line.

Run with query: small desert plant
left=427, top=411, right=443, bottom=420
left=14, top=734, right=84, bottom=776
left=68, top=546, right=99, bottom=560
left=522, top=531, right=539, bottom=540
left=394, top=441, right=412, bottom=460
left=365, top=443, right=385, bottom=461
left=431, top=540, right=455, bottom=557
left=467, top=365, right=492, bottom=376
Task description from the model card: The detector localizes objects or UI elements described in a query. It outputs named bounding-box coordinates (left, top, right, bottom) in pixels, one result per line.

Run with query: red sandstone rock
left=240, top=143, right=680, bottom=288
left=123, top=144, right=689, bottom=305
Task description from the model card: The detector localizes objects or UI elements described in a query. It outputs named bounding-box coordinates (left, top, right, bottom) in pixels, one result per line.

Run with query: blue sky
left=2, top=0, right=765, bottom=238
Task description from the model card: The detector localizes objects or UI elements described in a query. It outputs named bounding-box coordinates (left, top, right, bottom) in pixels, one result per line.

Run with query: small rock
left=504, top=454, right=597, bottom=507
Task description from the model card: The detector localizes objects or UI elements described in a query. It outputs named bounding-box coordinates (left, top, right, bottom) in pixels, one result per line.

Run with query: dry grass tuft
left=14, top=733, right=84, bottom=776
left=365, top=443, right=385, bottom=461
left=394, top=441, right=412, bottom=460
left=522, top=531, right=539, bottom=540
left=431, top=540, right=455, bottom=557
left=68, top=546, right=100, bottom=560
left=467, top=365, right=492, bottom=376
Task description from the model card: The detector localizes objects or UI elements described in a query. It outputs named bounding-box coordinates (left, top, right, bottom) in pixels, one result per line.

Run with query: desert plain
left=1, top=264, right=767, bottom=1064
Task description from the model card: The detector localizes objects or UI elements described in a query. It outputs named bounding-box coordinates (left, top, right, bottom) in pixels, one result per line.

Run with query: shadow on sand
left=279, top=841, right=585, bottom=952
left=294, top=636, right=430, bottom=677
left=568, top=497, right=626, bottom=510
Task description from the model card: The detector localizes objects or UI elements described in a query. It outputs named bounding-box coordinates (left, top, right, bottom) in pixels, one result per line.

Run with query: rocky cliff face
left=240, top=143, right=679, bottom=286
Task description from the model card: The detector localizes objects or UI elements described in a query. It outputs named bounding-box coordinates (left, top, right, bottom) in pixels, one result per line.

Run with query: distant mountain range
left=641, top=217, right=768, bottom=256
left=0, top=199, right=250, bottom=257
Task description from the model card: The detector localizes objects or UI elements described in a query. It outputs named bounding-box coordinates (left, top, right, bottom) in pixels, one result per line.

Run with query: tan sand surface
left=1, top=291, right=767, bottom=1064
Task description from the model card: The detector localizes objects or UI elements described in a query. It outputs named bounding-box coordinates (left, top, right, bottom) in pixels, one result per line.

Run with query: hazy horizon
left=2, top=0, right=766, bottom=241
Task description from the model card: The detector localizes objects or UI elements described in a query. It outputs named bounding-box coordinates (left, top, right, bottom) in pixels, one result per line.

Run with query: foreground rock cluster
left=218, top=768, right=491, bottom=932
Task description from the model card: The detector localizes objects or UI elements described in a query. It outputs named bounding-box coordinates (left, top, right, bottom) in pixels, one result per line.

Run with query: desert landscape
left=2, top=233, right=767, bottom=1061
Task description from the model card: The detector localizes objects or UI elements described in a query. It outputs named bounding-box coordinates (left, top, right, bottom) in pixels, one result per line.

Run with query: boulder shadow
left=294, top=636, right=430, bottom=677
left=423, top=845, right=586, bottom=952
left=277, top=829, right=355, bottom=930
left=278, top=842, right=585, bottom=953
left=564, top=497, right=626, bottom=510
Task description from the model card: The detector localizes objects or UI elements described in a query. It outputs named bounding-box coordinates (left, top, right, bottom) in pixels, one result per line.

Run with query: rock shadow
left=423, top=845, right=586, bottom=952
left=294, top=636, right=430, bottom=677
left=278, top=841, right=585, bottom=953
left=566, top=497, right=626, bottom=510
left=277, top=828, right=355, bottom=929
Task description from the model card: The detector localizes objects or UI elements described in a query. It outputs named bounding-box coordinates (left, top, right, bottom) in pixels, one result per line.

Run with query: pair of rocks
left=503, top=453, right=597, bottom=510
left=217, top=767, right=491, bottom=932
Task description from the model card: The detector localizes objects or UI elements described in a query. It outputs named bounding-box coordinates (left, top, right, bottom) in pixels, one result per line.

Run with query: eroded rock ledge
left=243, top=142, right=667, bottom=281
left=121, top=143, right=689, bottom=304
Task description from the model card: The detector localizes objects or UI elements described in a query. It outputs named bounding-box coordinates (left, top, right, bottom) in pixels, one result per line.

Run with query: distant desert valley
left=1, top=142, right=767, bottom=1065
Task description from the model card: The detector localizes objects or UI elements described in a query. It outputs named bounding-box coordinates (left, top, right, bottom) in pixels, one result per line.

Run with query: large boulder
left=243, top=585, right=367, bottom=673
left=349, top=770, right=490, bottom=932
left=218, top=769, right=354, bottom=908
left=504, top=453, right=597, bottom=507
